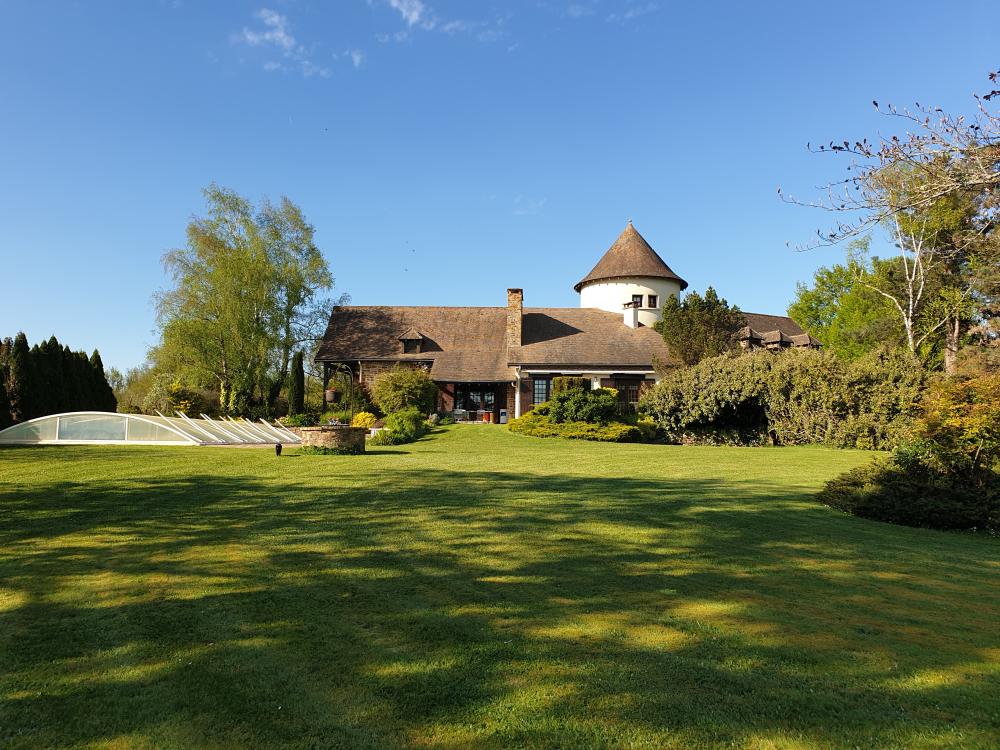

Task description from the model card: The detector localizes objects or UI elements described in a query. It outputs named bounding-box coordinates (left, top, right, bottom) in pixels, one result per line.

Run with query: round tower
left=575, top=220, right=687, bottom=327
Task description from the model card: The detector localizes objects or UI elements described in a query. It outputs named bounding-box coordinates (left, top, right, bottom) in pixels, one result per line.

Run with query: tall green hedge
left=640, top=348, right=925, bottom=449
left=1, top=332, right=117, bottom=424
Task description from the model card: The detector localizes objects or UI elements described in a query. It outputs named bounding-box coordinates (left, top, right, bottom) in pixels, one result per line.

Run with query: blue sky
left=1, top=0, right=997, bottom=371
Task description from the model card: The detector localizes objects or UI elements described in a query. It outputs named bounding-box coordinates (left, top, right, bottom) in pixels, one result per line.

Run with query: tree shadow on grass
left=1, top=466, right=998, bottom=748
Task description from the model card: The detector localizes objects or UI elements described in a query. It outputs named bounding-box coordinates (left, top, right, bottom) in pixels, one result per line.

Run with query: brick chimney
left=506, top=288, right=523, bottom=348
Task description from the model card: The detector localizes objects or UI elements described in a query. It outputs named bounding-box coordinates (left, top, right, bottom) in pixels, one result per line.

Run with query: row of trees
left=131, top=184, right=343, bottom=418
left=784, top=69, right=1000, bottom=373
left=0, top=333, right=116, bottom=428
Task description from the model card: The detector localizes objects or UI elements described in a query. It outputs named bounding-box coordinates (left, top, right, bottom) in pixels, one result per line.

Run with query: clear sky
left=2, top=1, right=997, bottom=371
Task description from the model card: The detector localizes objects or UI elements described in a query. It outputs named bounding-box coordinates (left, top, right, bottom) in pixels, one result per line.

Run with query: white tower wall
left=579, top=276, right=682, bottom=327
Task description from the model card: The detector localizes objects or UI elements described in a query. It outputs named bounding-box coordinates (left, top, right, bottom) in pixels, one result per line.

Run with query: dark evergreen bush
left=817, top=374, right=1000, bottom=532
left=817, top=455, right=999, bottom=532
left=548, top=388, right=618, bottom=424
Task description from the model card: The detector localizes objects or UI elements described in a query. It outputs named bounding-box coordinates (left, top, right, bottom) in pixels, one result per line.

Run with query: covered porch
left=436, top=381, right=514, bottom=424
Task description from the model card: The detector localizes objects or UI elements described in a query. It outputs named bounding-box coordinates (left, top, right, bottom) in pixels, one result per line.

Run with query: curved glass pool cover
left=0, top=412, right=301, bottom=446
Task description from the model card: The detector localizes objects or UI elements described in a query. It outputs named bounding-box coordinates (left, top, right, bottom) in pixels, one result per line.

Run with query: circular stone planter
left=299, top=425, right=367, bottom=454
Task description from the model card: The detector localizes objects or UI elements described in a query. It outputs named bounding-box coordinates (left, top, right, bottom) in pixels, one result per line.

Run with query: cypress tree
left=8, top=333, right=33, bottom=422
left=0, top=339, right=9, bottom=429
left=33, top=336, right=66, bottom=416
left=288, top=350, right=305, bottom=415
left=90, top=350, right=117, bottom=412
left=0, top=370, right=10, bottom=429
left=63, top=346, right=85, bottom=411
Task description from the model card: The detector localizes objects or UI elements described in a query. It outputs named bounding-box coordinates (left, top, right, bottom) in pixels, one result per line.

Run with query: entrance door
left=454, top=384, right=497, bottom=420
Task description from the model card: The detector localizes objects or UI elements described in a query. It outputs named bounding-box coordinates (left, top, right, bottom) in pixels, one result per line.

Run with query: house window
left=631, top=294, right=643, bottom=307
left=402, top=339, right=420, bottom=354
left=532, top=378, right=551, bottom=404
left=647, top=294, right=658, bottom=309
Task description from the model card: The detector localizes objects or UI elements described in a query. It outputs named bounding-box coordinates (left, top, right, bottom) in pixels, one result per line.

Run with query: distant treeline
left=0, top=333, right=117, bottom=428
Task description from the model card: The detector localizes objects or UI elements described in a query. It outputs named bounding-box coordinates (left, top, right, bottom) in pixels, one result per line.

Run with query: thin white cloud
left=241, top=8, right=296, bottom=52
left=236, top=8, right=331, bottom=78
left=388, top=0, right=432, bottom=28
left=348, top=49, right=364, bottom=68
left=606, top=2, right=658, bottom=23
left=376, top=1, right=507, bottom=43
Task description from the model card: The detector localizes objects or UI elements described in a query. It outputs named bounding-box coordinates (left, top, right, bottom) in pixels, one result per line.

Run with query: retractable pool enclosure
left=0, top=412, right=301, bottom=446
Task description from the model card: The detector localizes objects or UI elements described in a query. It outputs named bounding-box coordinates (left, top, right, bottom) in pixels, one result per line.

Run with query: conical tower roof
left=574, top=221, right=688, bottom=292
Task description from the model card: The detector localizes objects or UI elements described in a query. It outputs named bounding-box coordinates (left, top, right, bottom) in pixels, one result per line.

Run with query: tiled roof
left=315, top=305, right=677, bottom=378
left=316, top=304, right=808, bottom=380
left=574, top=222, right=688, bottom=292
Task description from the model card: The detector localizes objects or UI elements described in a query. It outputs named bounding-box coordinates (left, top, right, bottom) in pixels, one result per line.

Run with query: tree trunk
left=944, top=316, right=961, bottom=375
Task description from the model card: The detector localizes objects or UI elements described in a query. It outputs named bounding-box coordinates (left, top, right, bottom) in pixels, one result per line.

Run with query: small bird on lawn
left=275, top=443, right=282, bottom=456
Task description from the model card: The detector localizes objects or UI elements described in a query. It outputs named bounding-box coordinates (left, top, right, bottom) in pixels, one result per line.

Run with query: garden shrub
left=351, top=411, right=377, bottom=428
left=639, top=351, right=772, bottom=444
left=817, top=373, right=1000, bottom=532
left=508, top=411, right=641, bottom=442
left=282, top=411, right=319, bottom=427
left=917, top=372, right=1000, bottom=474
left=371, top=366, right=437, bottom=414
left=368, top=429, right=400, bottom=446
left=382, top=407, right=427, bottom=443
left=548, top=387, right=618, bottom=424
left=817, top=454, right=999, bottom=532
left=640, top=348, right=926, bottom=449
left=551, top=376, right=589, bottom=396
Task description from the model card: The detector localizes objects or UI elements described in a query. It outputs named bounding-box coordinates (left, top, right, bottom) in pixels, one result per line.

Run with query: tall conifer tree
left=8, top=333, right=33, bottom=422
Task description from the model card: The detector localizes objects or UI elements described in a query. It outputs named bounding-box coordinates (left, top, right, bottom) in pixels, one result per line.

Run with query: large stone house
left=315, top=222, right=815, bottom=421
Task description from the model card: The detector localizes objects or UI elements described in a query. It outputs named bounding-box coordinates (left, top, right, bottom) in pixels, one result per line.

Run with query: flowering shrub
left=351, top=411, right=377, bottom=429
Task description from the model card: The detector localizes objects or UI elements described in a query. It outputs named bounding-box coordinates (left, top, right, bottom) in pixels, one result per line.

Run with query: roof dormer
left=398, top=328, right=425, bottom=354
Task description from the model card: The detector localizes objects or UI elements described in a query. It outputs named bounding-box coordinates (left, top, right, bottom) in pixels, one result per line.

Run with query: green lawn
left=1, top=426, right=998, bottom=749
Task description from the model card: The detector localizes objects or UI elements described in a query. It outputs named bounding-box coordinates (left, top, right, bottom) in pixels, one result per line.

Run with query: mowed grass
left=1, top=426, right=998, bottom=749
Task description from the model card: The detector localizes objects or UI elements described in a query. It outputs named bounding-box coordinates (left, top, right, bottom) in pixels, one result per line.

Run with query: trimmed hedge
left=640, top=348, right=925, bottom=449
left=548, top=388, right=619, bottom=424
left=298, top=444, right=364, bottom=456
left=508, top=411, right=641, bottom=442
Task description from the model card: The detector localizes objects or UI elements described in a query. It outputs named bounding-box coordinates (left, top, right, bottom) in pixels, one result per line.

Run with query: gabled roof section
left=574, top=221, right=688, bottom=292
left=397, top=327, right=424, bottom=340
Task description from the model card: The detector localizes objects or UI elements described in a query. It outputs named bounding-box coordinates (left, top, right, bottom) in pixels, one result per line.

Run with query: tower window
left=631, top=294, right=643, bottom=307
left=647, top=294, right=658, bottom=309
